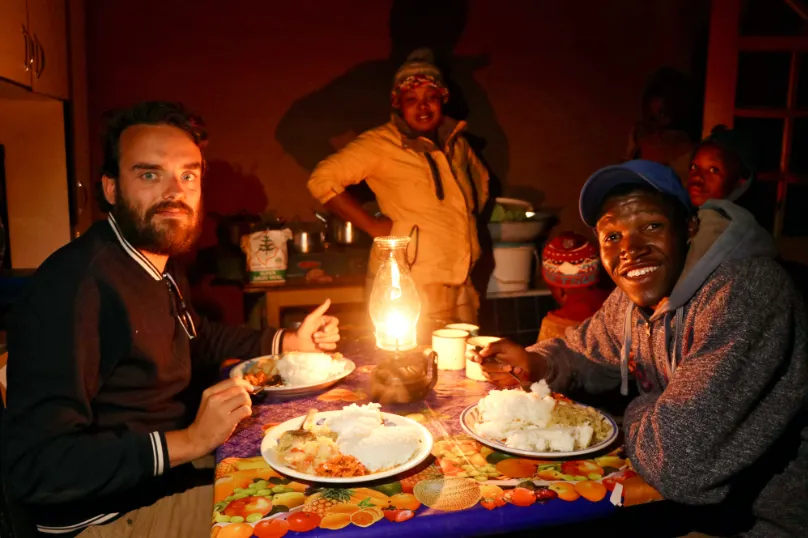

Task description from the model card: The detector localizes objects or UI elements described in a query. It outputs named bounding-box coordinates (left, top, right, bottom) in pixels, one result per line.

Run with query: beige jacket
left=307, top=117, right=489, bottom=286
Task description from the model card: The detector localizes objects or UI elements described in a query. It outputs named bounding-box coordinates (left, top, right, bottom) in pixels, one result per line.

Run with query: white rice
left=474, top=380, right=599, bottom=452
left=275, top=352, right=345, bottom=386
left=475, top=380, right=556, bottom=438
left=325, top=403, right=422, bottom=472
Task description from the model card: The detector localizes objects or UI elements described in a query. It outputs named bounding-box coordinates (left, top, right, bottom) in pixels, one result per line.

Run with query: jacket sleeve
left=191, top=317, right=284, bottom=366
left=623, top=260, right=808, bottom=505
left=1, top=275, right=167, bottom=504
left=462, top=137, right=490, bottom=209
left=526, top=289, right=625, bottom=393
left=179, top=269, right=284, bottom=365
left=307, top=132, right=382, bottom=204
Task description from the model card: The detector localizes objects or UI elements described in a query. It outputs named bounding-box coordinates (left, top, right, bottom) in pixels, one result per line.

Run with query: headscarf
left=391, top=48, right=449, bottom=108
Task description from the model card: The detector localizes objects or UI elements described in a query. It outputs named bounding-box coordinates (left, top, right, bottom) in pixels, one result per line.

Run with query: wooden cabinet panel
left=0, top=85, right=71, bottom=269
left=0, top=0, right=33, bottom=87
left=28, top=0, right=68, bottom=99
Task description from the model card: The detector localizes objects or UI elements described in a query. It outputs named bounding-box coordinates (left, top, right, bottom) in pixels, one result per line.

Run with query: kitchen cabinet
left=28, top=0, right=69, bottom=100
left=0, top=0, right=33, bottom=87
left=0, top=0, right=86, bottom=269
left=0, top=0, right=69, bottom=100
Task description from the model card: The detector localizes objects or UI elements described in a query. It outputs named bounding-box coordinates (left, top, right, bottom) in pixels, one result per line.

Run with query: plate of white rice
left=261, top=404, right=434, bottom=484
left=230, top=352, right=355, bottom=397
left=460, top=381, right=618, bottom=458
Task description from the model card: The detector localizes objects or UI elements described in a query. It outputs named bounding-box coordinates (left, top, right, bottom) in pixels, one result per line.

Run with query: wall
left=85, top=0, right=707, bottom=242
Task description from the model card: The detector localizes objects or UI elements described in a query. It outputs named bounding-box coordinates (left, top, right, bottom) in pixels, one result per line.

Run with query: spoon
left=250, top=385, right=267, bottom=396
left=277, top=408, right=318, bottom=452
left=472, top=345, right=530, bottom=392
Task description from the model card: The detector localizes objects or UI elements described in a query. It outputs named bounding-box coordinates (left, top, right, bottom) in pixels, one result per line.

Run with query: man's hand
left=284, top=299, right=340, bottom=352
left=470, top=339, right=545, bottom=387
left=167, top=378, right=253, bottom=467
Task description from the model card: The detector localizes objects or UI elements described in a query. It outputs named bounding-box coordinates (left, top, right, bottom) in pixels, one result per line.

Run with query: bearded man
left=1, top=102, right=340, bottom=537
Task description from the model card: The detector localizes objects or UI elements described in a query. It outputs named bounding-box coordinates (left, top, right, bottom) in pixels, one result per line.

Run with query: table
left=244, top=276, right=366, bottom=328
left=212, top=337, right=662, bottom=538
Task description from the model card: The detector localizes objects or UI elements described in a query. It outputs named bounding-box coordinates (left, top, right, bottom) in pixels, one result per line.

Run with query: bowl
left=488, top=213, right=553, bottom=243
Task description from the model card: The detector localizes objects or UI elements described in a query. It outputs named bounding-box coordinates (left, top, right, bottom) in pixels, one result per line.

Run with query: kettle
left=369, top=349, right=438, bottom=404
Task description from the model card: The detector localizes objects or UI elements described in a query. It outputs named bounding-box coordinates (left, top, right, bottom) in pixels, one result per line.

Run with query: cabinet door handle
left=22, top=26, right=32, bottom=72
left=34, top=34, right=45, bottom=79
left=77, top=180, right=88, bottom=216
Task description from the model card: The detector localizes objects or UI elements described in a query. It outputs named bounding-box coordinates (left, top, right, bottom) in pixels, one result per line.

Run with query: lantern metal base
left=369, top=348, right=438, bottom=405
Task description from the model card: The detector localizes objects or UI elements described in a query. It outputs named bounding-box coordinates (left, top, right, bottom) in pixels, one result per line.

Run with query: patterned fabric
left=541, top=232, right=600, bottom=288
left=391, top=74, right=449, bottom=108
left=212, top=338, right=660, bottom=537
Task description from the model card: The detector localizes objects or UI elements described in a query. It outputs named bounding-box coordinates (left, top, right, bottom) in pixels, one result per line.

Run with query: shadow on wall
left=275, top=0, right=509, bottom=299
left=202, top=159, right=268, bottom=219
left=275, top=0, right=509, bottom=198
left=180, top=159, right=269, bottom=324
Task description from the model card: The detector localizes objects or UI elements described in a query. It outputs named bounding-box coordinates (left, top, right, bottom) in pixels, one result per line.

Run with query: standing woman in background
left=307, top=49, right=489, bottom=326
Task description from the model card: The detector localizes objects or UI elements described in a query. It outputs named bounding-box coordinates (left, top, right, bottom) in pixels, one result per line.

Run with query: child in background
left=687, top=125, right=755, bottom=207
left=538, top=232, right=610, bottom=341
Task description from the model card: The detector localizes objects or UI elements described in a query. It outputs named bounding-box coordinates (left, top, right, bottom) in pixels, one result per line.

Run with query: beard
left=112, top=192, right=202, bottom=256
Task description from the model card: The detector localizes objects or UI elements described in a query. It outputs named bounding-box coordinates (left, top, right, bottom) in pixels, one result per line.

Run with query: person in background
left=625, top=67, right=699, bottom=182
left=1, top=102, right=340, bottom=537
left=687, top=125, right=755, bottom=207
left=474, top=160, right=807, bottom=536
left=690, top=125, right=808, bottom=306
left=307, top=49, right=489, bottom=326
left=537, top=232, right=609, bottom=341
left=686, top=126, right=762, bottom=280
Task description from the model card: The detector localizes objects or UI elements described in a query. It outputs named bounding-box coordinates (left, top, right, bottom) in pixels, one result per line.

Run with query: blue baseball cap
left=579, top=159, right=695, bottom=227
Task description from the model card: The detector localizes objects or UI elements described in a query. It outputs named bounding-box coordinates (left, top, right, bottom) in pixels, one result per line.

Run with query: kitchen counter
left=244, top=275, right=367, bottom=328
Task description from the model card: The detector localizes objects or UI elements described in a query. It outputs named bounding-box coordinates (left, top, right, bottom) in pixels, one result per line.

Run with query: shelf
left=486, top=288, right=552, bottom=300
left=739, top=36, right=808, bottom=52
left=735, top=108, right=808, bottom=118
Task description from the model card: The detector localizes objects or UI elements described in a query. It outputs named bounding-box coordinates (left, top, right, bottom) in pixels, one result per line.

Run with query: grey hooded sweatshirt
left=527, top=200, right=808, bottom=537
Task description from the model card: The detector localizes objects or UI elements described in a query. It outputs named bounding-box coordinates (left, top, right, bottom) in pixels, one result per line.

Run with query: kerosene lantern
left=368, top=236, right=437, bottom=404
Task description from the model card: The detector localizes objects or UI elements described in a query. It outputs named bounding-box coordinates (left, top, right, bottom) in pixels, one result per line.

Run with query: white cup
left=465, top=336, right=502, bottom=381
left=432, top=329, right=470, bottom=370
left=444, top=323, right=479, bottom=337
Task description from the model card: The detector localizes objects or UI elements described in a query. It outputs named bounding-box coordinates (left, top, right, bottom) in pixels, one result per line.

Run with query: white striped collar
left=107, top=214, right=163, bottom=281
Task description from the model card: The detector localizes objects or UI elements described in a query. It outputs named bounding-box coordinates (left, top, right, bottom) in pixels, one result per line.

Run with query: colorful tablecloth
left=212, top=337, right=661, bottom=538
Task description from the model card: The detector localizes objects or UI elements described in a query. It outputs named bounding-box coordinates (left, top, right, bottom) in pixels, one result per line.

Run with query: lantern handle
left=407, top=224, right=420, bottom=268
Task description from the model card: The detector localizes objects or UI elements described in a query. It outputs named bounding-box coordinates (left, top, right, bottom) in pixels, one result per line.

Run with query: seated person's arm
left=189, top=288, right=339, bottom=365
left=624, top=262, right=807, bottom=505
left=478, top=289, right=625, bottom=393
left=2, top=277, right=169, bottom=504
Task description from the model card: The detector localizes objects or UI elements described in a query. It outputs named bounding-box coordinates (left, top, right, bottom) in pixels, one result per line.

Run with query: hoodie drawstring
left=620, top=305, right=633, bottom=396
left=671, top=307, right=684, bottom=377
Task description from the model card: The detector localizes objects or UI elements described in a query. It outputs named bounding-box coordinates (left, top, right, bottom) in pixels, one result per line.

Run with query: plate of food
left=460, top=380, right=618, bottom=458
left=261, top=403, right=433, bottom=484
left=230, top=352, right=355, bottom=397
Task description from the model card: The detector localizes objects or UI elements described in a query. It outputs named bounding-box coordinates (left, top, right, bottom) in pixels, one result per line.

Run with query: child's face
left=688, top=144, right=741, bottom=206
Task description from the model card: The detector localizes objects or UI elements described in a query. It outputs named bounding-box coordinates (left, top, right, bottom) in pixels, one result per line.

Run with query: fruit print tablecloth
left=212, top=337, right=663, bottom=538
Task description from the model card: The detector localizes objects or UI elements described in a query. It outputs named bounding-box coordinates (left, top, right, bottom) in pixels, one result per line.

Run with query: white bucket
left=487, top=243, right=537, bottom=293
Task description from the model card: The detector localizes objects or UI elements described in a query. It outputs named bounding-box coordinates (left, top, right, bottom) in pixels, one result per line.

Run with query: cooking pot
left=291, top=227, right=324, bottom=253
left=314, top=211, right=372, bottom=247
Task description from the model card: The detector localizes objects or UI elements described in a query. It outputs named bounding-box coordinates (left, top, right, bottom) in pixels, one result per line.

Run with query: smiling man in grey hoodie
left=476, top=160, right=808, bottom=536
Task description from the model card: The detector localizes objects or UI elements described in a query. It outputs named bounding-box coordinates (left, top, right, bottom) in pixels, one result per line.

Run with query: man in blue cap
left=474, top=160, right=808, bottom=536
